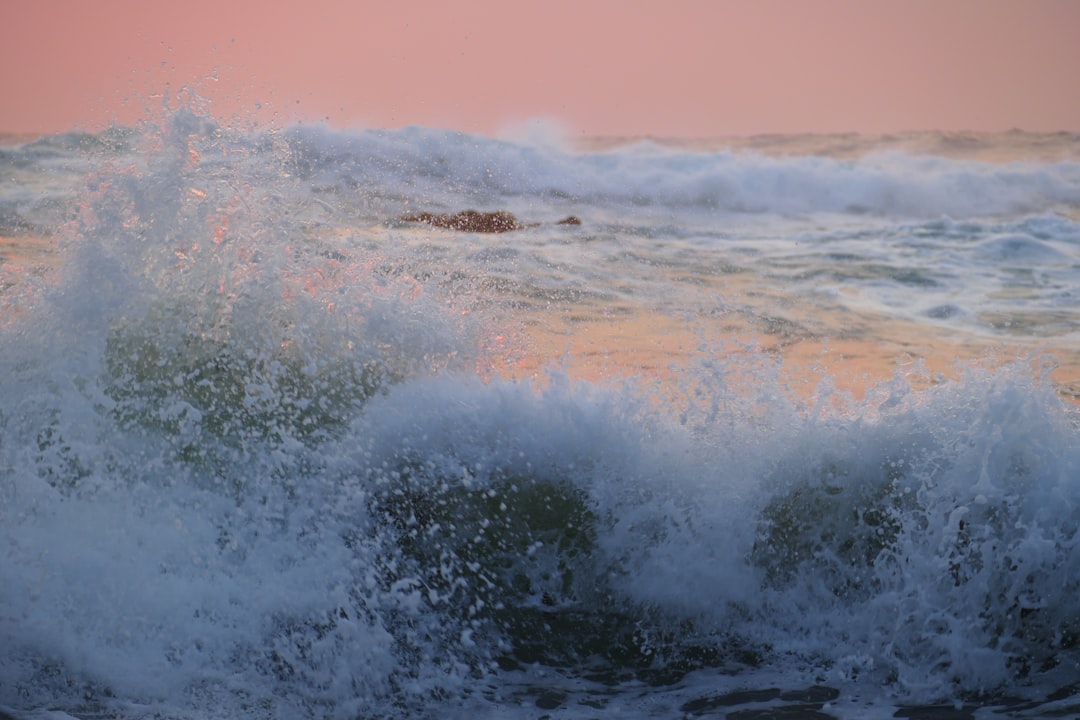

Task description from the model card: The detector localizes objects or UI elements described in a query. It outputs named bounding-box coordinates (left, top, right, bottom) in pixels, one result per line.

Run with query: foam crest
left=275, top=124, right=1080, bottom=220
left=3, top=106, right=1079, bottom=718
left=0, top=107, right=484, bottom=715
left=748, top=360, right=1080, bottom=694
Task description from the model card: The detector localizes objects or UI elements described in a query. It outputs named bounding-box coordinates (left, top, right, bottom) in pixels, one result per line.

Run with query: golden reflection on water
left=3, top=229, right=1077, bottom=405
left=500, top=297, right=1080, bottom=406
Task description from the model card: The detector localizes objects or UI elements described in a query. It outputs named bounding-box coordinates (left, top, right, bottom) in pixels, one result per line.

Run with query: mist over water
left=1, top=104, right=1080, bottom=719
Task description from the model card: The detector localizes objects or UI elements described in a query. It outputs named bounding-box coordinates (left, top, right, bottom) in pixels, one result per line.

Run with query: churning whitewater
left=1, top=104, right=1079, bottom=719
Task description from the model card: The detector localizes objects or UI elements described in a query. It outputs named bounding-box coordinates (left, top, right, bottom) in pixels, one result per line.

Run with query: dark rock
left=681, top=688, right=782, bottom=714
left=534, top=690, right=567, bottom=710
left=1048, top=682, right=1080, bottom=702
left=779, top=686, right=841, bottom=703
left=401, top=209, right=525, bottom=233
left=892, top=705, right=976, bottom=720
left=729, top=707, right=838, bottom=719
left=401, top=210, right=582, bottom=233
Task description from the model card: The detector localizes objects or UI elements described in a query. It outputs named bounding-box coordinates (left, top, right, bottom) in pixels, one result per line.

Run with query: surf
left=1, top=101, right=1079, bottom=719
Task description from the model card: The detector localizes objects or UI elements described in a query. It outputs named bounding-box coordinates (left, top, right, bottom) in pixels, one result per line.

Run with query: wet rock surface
left=400, top=209, right=580, bottom=233
left=670, top=681, right=1080, bottom=720
left=680, top=686, right=839, bottom=718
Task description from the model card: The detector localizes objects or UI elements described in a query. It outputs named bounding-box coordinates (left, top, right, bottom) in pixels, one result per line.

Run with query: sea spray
left=750, top=359, right=1080, bottom=693
left=2, top=103, right=1080, bottom=719
left=0, top=106, right=483, bottom=716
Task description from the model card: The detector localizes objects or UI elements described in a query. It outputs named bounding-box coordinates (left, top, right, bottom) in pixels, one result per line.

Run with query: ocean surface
left=2, top=104, right=1080, bottom=719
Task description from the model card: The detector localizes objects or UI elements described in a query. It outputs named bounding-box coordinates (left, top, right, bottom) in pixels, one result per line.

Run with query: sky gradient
left=3, top=0, right=1079, bottom=137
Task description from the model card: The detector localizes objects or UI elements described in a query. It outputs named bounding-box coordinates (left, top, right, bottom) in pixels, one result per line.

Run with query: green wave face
left=367, top=461, right=723, bottom=681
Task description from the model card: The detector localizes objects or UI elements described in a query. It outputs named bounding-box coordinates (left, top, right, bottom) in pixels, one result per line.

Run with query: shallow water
left=1, top=106, right=1079, bottom=719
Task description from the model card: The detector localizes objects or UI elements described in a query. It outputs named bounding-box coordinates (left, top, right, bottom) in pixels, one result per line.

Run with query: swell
left=1, top=106, right=1079, bottom=719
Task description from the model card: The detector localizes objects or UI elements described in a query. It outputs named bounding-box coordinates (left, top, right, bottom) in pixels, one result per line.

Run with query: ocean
left=1, top=103, right=1079, bottom=719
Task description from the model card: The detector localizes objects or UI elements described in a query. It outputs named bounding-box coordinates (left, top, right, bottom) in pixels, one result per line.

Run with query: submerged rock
left=402, top=209, right=523, bottom=233
left=401, top=209, right=581, bottom=233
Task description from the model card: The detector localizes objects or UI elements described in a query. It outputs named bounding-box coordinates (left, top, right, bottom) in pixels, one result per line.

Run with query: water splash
left=2, top=103, right=1079, bottom=719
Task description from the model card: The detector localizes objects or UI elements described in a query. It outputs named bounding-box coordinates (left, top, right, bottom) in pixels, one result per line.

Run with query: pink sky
left=3, top=0, right=1079, bottom=137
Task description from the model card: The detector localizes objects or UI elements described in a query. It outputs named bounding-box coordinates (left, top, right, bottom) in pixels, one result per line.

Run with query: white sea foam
left=1, top=106, right=1079, bottom=719
left=270, top=123, right=1080, bottom=219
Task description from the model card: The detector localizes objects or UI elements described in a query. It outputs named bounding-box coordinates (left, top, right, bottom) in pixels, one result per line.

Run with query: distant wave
left=276, top=124, right=1080, bottom=219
